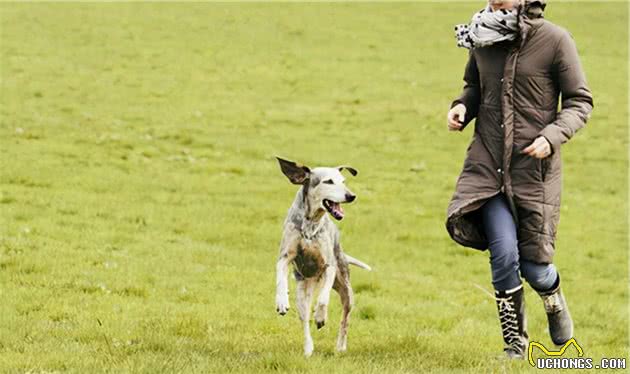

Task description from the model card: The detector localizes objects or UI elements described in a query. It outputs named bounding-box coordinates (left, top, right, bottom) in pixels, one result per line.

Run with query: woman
left=445, top=0, right=593, bottom=359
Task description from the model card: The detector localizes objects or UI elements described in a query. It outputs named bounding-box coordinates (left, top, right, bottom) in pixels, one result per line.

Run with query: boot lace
left=497, top=294, right=522, bottom=351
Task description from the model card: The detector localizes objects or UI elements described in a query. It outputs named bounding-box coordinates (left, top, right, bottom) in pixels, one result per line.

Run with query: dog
left=274, top=157, right=371, bottom=357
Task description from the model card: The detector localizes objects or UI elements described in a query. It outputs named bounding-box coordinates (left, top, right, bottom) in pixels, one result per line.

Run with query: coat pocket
left=540, top=158, right=550, bottom=182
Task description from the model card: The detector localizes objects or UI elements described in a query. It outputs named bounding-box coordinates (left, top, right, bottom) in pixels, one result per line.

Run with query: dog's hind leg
left=333, top=269, right=354, bottom=352
left=296, top=279, right=316, bottom=357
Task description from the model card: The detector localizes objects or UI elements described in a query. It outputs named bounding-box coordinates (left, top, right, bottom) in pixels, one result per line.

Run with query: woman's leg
left=481, top=194, right=521, bottom=291
left=521, top=261, right=573, bottom=345
left=520, top=260, right=558, bottom=292
left=481, top=193, right=528, bottom=358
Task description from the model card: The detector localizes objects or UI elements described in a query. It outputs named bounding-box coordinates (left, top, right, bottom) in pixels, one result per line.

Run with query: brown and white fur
left=274, top=157, right=371, bottom=357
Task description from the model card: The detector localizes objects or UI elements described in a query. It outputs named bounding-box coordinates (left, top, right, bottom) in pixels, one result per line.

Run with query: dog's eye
left=323, top=179, right=334, bottom=184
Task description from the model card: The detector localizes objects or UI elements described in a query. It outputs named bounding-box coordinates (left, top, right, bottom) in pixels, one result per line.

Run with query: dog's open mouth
left=323, top=199, right=344, bottom=220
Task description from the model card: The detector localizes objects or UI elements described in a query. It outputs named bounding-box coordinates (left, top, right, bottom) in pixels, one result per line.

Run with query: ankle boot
left=536, top=276, right=573, bottom=345
left=495, top=285, right=528, bottom=359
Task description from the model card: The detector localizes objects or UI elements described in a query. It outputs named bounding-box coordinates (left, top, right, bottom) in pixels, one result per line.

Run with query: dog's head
left=276, top=157, right=358, bottom=221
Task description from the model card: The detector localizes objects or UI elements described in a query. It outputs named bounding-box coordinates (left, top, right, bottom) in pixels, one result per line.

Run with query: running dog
left=274, top=157, right=371, bottom=357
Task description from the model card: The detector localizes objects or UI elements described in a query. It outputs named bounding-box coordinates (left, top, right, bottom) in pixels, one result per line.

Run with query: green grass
left=0, top=2, right=627, bottom=373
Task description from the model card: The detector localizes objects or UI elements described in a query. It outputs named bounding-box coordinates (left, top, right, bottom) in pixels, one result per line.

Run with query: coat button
left=501, top=124, right=505, bottom=128
left=497, top=168, right=503, bottom=174
left=501, top=78, right=504, bottom=82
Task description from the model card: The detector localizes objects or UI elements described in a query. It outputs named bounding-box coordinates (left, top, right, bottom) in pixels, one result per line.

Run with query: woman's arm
left=539, top=31, right=594, bottom=153
left=451, top=50, right=481, bottom=129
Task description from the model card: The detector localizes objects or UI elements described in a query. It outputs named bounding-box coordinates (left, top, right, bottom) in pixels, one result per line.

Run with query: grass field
left=0, top=2, right=627, bottom=373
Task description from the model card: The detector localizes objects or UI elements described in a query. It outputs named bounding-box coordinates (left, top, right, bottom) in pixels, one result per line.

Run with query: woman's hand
left=447, top=104, right=467, bottom=131
left=522, top=136, right=552, bottom=159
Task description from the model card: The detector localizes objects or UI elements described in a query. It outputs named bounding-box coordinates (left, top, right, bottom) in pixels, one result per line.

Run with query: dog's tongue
left=331, top=202, right=344, bottom=220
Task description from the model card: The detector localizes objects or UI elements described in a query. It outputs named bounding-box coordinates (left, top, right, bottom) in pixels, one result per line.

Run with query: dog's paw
left=313, top=303, right=328, bottom=329
left=304, top=337, right=314, bottom=357
left=275, top=293, right=290, bottom=315
left=336, top=337, right=347, bottom=352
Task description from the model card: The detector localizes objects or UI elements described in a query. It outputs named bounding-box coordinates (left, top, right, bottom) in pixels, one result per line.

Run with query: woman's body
left=446, top=0, right=593, bottom=359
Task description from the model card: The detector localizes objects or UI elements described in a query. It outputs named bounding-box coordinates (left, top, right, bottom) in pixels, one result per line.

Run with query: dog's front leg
left=313, top=265, right=336, bottom=329
left=275, top=252, right=294, bottom=315
left=297, top=279, right=316, bottom=357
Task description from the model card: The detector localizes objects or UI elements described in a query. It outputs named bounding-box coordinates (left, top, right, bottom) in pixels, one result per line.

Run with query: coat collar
left=517, top=10, right=544, bottom=48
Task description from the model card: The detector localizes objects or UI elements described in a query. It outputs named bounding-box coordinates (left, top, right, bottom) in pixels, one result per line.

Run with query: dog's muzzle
left=323, top=199, right=344, bottom=220
left=323, top=194, right=356, bottom=221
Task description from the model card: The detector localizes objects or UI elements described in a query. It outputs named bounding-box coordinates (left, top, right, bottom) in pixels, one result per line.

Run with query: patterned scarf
left=455, top=6, right=519, bottom=49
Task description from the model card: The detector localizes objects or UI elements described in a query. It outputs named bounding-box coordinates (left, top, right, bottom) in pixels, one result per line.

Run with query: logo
left=529, top=338, right=627, bottom=370
left=528, top=338, right=584, bottom=367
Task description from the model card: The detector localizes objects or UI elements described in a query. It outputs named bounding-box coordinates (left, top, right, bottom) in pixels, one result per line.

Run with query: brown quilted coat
left=446, top=4, right=593, bottom=264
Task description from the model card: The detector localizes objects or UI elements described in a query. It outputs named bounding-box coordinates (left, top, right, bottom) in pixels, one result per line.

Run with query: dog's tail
left=344, top=254, right=372, bottom=271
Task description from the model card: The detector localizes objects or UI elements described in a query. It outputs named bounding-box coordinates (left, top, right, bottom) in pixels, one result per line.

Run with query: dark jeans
left=481, top=194, right=558, bottom=292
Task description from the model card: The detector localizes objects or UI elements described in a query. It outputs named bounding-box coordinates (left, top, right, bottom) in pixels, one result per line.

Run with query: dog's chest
left=293, top=238, right=327, bottom=279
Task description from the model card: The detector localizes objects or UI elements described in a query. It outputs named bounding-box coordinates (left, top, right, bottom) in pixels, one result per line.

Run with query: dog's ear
left=276, top=157, right=311, bottom=184
left=337, top=166, right=358, bottom=177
